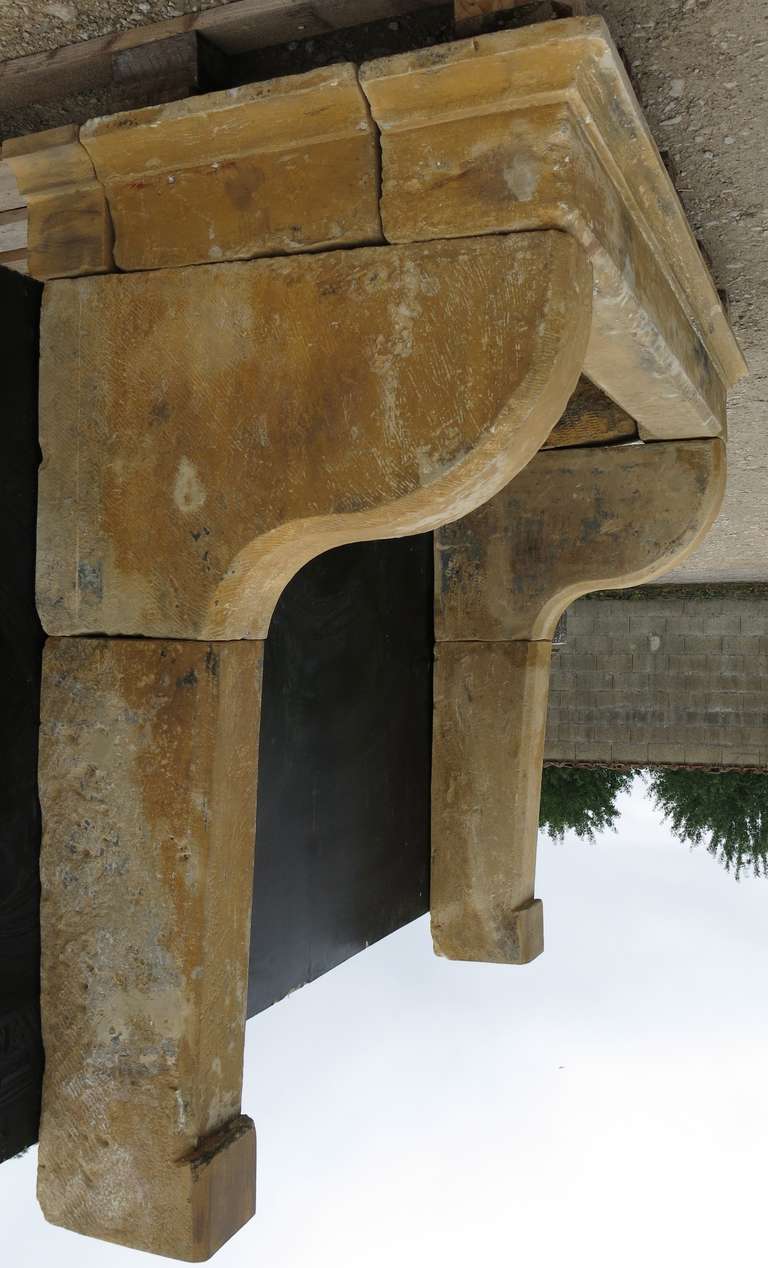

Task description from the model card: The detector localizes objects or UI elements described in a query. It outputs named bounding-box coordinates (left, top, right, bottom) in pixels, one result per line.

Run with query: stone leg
left=432, top=641, right=549, bottom=963
left=432, top=437, right=726, bottom=963
left=37, top=637, right=262, bottom=1261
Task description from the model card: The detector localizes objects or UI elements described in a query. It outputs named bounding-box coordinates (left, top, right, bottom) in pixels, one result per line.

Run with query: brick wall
left=545, top=591, right=768, bottom=768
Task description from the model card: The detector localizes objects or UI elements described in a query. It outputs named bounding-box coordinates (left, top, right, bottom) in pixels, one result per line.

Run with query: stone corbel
left=431, top=435, right=726, bottom=964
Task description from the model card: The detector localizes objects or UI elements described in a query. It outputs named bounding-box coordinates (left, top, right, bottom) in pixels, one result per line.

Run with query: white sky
left=4, top=775, right=767, bottom=1268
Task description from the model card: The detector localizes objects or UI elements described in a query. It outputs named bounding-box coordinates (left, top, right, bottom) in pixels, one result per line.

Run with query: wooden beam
left=0, top=206, right=28, bottom=253
left=0, top=0, right=446, bottom=117
left=543, top=376, right=638, bottom=449
left=0, top=160, right=23, bottom=211
left=454, top=0, right=586, bottom=36
left=110, top=30, right=232, bottom=112
left=0, top=246, right=28, bottom=270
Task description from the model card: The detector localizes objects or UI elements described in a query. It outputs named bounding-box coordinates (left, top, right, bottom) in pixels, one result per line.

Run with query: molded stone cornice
left=4, top=21, right=745, bottom=446
left=360, top=17, right=747, bottom=439
left=79, top=64, right=383, bottom=270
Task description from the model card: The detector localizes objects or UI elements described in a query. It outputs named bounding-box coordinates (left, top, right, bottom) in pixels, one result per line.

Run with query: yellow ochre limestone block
left=4, top=18, right=745, bottom=441
left=38, top=638, right=261, bottom=1261
left=430, top=438, right=726, bottom=965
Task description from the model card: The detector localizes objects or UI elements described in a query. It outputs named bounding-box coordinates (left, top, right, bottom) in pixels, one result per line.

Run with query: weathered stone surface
left=431, top=640, right=551, bottom=963
left=37, top=637, right=262, bottom=1260
left=37, top=230, right=591, bottom=640
left=2, top=124, right=112, bottom=279
left=432, top=436, right=725, bottom=963
left=436, top=436, right=727, bottom=641
left=360, top=18, right=746, bottom=440
left=79, top=64, right=382, bottom=271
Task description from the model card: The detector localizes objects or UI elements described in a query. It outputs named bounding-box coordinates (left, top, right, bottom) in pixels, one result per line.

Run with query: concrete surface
left=2, top=0, right=766, bottom=580
left=545, top=590, right=768, bottom=767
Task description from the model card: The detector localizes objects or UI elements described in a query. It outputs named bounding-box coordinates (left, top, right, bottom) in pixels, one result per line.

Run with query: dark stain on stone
left=150, top=398, right=170, bottom=425
left=77, top=560, right=103, bottom=600
left=176, top=668, right=198, bottom=689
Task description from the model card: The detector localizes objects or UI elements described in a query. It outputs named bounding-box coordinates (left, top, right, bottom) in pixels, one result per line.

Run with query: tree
left=647, top=768, right=768, bottom=880
left=539, top=765, right=633, bottom=842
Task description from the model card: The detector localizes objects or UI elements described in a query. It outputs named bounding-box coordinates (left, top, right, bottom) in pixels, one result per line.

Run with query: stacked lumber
left=0, top=161, right=26, bottom=273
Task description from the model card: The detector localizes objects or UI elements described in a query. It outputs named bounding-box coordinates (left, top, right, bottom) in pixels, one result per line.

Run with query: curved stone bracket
left=37, top=230, right=591, bottom=639
left=431, top=436, right=725, bottom=964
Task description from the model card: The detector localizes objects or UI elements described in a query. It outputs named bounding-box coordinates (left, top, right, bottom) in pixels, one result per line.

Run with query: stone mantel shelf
left=4, top=17, right=745, bottom=438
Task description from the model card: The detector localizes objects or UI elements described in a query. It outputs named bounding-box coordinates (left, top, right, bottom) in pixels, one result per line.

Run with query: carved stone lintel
left=431, top=437, right=726, bottom=963
left=80, top=64, right=382, bottom=271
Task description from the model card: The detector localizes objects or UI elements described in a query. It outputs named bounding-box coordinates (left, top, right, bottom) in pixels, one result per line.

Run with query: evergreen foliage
left=539, top=765, right=633, bottom=842
left=647, top=768, right=768, bottom=880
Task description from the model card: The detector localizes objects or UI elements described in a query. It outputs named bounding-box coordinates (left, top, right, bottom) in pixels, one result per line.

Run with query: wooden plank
left=455, top=0, right=586, bottom=35
left=110, top=30, right=231, bottom=112
left=0, top=160, right=24, bottom=212
left=0, top=0, right=446, bottom=114
left=543, top=375, right=638, bottom=449
left=0, top=206, right=28, bottom=253
left=0, top=253, right=28, bottom=273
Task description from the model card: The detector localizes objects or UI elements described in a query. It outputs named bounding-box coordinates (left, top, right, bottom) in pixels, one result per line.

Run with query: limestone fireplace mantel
left=3, top=16, right=744, bottom=1261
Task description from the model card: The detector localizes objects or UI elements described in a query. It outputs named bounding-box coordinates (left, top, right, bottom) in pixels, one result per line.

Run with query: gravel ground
left=2, top=0, right=766, bottom=580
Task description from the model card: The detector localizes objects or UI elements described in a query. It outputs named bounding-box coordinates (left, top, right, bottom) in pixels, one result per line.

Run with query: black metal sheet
left=0, top=266, right=44, bottom=1163
left=248, top=537, right=433, bottom=1017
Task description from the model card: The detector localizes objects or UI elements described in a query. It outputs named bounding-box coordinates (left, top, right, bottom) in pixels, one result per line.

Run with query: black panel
left=0, top=267, right=44, bottom=1162
left=248, top=536, right=433, bottom=1017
